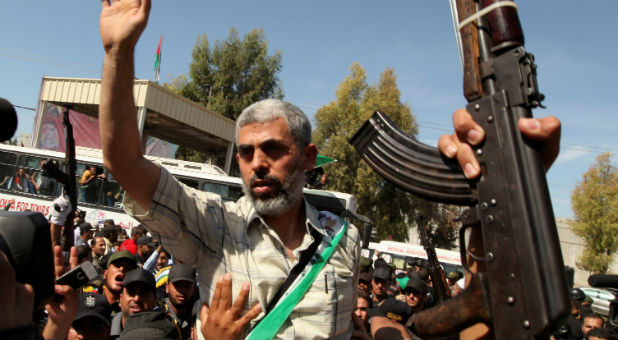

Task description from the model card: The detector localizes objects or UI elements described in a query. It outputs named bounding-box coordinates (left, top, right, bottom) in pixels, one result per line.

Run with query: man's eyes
left=238, top=147, right=253, bottom=158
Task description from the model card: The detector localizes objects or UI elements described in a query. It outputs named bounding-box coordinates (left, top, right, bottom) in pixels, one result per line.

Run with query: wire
left=13, top=105, right=36, bottom=111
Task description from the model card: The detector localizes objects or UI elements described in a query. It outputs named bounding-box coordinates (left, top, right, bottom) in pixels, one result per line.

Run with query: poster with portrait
left=36, top=103, right=101, bottom=151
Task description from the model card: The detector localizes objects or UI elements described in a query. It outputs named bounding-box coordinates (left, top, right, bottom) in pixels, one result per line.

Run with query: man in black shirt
left=159, top=264, right=198, bottom=339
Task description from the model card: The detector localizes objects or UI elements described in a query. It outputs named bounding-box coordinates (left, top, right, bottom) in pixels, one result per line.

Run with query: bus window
left=19, top=155, right=46, bottom=170
left=77, top=163, right=106, bottom=204
left=102, top=172, right=124, bottom=208
left=391, top=256, right=406, bottom=270
left=201, top=182, right=243, bottom=202
left=38, top=160, right=59, bottom=197
left=178, top=178, right=199, bottom=189
left=0, top=151, right=16, bottom=190
left=0, top=151, right=17, bottom=164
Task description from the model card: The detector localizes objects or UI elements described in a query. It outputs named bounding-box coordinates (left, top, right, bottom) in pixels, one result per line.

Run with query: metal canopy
left=34, top=76, right=235, bottom=172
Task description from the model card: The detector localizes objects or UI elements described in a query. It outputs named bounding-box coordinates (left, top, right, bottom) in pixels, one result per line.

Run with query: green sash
left=246, top=220, right=348, bottom=340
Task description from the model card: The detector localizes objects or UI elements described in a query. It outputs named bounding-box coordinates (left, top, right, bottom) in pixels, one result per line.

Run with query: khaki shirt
left=124, top=167, right=360, bottom=339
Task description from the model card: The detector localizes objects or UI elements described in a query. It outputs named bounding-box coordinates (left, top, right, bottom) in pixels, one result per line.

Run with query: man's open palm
left=100, top=0, right=151, bottom=52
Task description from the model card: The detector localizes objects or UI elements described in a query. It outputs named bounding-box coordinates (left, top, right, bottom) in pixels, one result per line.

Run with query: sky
left=1, top=1, right=616, bottom=219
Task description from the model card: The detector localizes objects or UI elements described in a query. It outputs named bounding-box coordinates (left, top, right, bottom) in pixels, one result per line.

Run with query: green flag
left=315, top=154, right=336, bottom=168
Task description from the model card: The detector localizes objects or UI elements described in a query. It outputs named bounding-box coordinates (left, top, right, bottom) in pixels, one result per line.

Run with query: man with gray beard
left=98, top=2, right=359, bottom=339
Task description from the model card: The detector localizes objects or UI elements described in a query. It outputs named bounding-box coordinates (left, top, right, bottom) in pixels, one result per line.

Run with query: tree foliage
left=164, top=28, right=283, bottom=164
left=313, top=63, right=459, bottom=246
left=570, top=153, right=618, bottom=273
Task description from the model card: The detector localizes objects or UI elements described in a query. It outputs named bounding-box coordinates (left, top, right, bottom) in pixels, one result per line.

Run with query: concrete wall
left=556, top=218, right=618, bottom=288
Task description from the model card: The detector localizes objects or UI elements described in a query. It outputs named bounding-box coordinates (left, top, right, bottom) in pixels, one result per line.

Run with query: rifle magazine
left=350, top=111, right=476, bottom=206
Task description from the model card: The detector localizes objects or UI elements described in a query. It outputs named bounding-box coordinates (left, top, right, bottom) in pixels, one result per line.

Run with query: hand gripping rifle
left=349, top=0, right=568, bottom=338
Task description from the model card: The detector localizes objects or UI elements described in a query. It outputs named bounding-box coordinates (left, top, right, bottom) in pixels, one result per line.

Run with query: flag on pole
left=153, top=35, right=163, bottom=83
left=315, top=154, right=336, bottom=168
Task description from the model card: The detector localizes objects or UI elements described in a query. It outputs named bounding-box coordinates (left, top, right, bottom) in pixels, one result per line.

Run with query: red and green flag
left=153, top=36, right=163, bottom=82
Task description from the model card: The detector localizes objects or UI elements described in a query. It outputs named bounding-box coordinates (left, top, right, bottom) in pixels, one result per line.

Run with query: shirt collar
left=246, top=196, right=327, bottom=238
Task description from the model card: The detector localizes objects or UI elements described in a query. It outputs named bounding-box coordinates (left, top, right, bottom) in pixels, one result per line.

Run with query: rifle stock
left=350, top=0, right=568, bottom=338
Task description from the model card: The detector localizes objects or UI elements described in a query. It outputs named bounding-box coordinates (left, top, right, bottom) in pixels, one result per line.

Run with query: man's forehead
left=237, top=118, right=293, bottom=143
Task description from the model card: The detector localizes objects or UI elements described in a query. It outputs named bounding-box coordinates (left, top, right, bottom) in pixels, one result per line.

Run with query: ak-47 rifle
left=350, top=0, right=568, bottom=338
left=42, top=106, right=77, bottom=250
left=416, top=215, right=451, bottom=305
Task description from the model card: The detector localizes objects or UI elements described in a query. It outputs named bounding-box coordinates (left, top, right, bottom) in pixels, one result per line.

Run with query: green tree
left=313, top=63, right=459, bottom=245
left=167, top=28, right=283, bottom=120
left=570, top=153, right=618, bottom=273
left=165, top=28, right=283, bottom=165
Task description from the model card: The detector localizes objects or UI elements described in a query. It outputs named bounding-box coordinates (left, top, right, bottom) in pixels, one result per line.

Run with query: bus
left=363, top=240, right=463, bottom=275
left=0, top=144, right=365, bottom=233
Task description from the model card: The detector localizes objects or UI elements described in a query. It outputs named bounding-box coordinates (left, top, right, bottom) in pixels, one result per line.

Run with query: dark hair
left=76, top=245, right=91, bottom=263
left=102, top=229, right=113, bottom=238
left=132, top=225, right=147, bottom=238
left=585, top=327, right=616, bottom=340
left=357, top=290, right=372, bottom=307
left=159, top=248, right=170, bottom=257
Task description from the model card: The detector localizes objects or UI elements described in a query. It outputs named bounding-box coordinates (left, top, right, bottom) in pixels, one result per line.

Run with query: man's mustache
left=249, top=173, right=282, bottom=188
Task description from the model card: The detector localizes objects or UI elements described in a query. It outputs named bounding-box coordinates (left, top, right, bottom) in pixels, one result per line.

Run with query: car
left=580, top=287, right=618, bottom=317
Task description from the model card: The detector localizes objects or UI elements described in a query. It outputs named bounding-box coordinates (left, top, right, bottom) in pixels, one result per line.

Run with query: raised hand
left=100, top=0, right=151, bottom=53
left=438, top=108, right=561, bottom=178
left=201, top=273, right=262, bottom=340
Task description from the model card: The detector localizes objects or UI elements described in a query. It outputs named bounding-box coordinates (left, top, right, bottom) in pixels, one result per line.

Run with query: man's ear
left=302, top=144, right=318, bottom=171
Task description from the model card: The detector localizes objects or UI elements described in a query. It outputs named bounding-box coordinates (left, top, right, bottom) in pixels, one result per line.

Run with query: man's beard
left=242, top=167, right=305, bottom=217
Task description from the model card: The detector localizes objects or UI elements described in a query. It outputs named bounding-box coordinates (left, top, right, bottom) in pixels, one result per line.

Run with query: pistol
left=350, top=0, right=569, bottom=338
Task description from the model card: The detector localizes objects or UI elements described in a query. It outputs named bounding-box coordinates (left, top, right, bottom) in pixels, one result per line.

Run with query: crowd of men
left=2, top=215, right=618, bottom=340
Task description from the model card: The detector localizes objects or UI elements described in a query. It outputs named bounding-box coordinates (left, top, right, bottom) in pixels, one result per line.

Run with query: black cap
left=137, top=236, right=155, bottom=246
left=118, top=311, right=178, bottom=340
left=107, top=250, right=137, bottom=268
left=404, top=272, right=427, bottom=294
left=79, top=222, right=94, bottom=232
left=359, top=272, right=372, bottom=285
left=74, top=293, right=112, bottom=326
left=373, top=266, right=391, bottom=281
left=122, top=268, right=156, bottom=289
left=168, top=264, right=196, bottom=283
left=571, top=288, right=586, bottom=302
